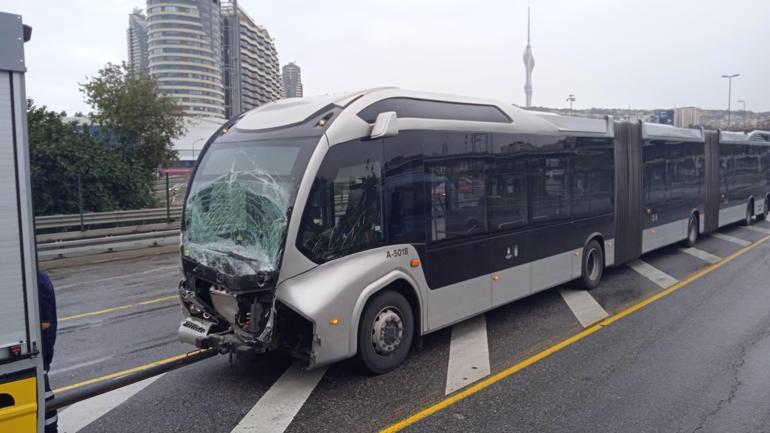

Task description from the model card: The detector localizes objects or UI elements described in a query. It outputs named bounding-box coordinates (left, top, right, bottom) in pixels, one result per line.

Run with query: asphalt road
left=45, top=220, right=770, bottom=433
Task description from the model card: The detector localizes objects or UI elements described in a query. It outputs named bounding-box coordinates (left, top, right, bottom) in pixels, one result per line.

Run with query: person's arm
left=37, top=271, right=57, bottom=328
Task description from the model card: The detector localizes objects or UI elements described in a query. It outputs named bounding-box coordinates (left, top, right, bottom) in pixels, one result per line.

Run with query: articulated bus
left=177, top=88, right=770, bottom=373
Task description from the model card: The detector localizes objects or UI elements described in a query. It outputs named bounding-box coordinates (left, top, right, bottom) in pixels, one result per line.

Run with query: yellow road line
left=59, top=295, right=178, bottom=322
left=380, top=235, right=770, bottom=433
left=53, top=349, right=211, bottom=394
left=138, top=295, right=179, bottom=306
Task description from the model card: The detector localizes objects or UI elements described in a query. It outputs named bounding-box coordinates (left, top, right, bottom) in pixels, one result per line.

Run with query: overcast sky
left=4, top=0, right=770, bottom=114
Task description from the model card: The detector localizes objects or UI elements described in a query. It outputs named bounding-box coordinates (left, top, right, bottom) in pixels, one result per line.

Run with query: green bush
left=27, top=101, right=156, bottom=215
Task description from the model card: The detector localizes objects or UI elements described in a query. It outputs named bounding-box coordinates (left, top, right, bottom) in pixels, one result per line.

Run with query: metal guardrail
left=35, top=207, right=183, bottom=231
left=37, top=230, right=180, bottom=261
left=36, top=222, right=180, bottom=243
left=35, top=207, right=185, bottom=261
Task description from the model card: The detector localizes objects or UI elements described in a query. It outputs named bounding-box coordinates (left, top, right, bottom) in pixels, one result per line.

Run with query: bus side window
left=572, top=137, right=614, bottom=216
left=489, top=157, right=527, bottom=231
left=297, top=139, right=384, bottom=262
left=424, top=132, right=489, bottom=241
left=529, top=136, right=571, bottom=222
left=384, top=132, right=427, bottom=244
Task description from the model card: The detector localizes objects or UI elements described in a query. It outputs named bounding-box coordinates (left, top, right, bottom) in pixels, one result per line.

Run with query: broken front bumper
left=177, top=278, right=314, bottom=365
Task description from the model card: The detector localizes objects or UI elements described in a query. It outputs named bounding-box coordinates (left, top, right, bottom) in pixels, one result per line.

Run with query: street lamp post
left=721, top=73, right=739, bottom=128
left=567, top=94, right=576, bottom=112
left=191, top=138, right=205, bottom=160
left=737, top=99, right=746, bottom=129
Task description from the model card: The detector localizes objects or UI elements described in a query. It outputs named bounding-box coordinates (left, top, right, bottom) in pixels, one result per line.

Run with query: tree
left=80, top=62, right=185, bottom=169
left=27, top=100, right=155, bottom=215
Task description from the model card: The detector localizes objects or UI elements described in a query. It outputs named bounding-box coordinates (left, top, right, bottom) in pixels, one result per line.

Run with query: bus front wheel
left=357, top=290, right=414, bottom=374
left=578, top=239, right=604, bottom=291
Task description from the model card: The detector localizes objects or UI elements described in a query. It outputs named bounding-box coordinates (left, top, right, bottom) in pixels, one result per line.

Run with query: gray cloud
left=5, top=0, right=769, bottom=114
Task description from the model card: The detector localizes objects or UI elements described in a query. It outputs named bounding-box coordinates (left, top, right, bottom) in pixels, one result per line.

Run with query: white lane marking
left=558, top=289, right=609, bottom=328
left=445, top=314, right=490, bottom=395
left=627, top=259, right=679, bottom=288
left=50, top=356, right=113, bottom=375
left=745, top=225, right=770, bottom=235
left=711, top=232, right=751, bottom=246
left=58, top=374, right=164, bottom=433
left=53, top=265, right=179, bottom=291
left=679, top=247, right=722, bottom=264
left=231, top=363, right=327, bottom=433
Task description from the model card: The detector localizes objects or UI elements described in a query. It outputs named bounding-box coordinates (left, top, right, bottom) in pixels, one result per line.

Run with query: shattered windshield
left=184, top=136, right=318, bottom=275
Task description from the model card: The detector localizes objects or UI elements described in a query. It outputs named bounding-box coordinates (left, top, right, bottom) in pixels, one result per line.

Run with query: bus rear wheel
left=357, top=290, right=414, bottom=374
left=743, top=201, right=753, bottom=226
left=684, top=215, right=699, bottom=247
left=578, top=239, right=604, bottom=291
left=758, top=196, right=769, bottom=220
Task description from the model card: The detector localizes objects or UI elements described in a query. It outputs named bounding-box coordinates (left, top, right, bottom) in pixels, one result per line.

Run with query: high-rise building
left=674, top=107, right=703, bottom=128
left=522, top=6, right=535, bottom=108
left=127, top=8, right=149, bottom=75
left=145, top=0, right=226, bottom=119
left=282, top=62, right=303, bottom=98
left=222, top=0, right=281, bottom=117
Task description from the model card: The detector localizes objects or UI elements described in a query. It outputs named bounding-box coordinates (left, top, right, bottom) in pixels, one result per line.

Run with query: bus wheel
left=684, top=215, right=699, bottom=247
left=578, top=239, right=604, bottom=291
left=743, top=202, right=753, bottom=226
left=357, top=290, right=414, bottom=374
left=758, top=196, right=769, bottom=220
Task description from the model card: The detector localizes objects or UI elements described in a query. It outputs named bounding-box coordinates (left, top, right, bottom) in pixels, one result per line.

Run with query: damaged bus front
left=177, top=110, right=331, bottom=361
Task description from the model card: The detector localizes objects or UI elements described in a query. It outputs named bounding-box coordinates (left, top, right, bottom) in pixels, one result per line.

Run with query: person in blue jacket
left=38, top=270, right=58, bottom=433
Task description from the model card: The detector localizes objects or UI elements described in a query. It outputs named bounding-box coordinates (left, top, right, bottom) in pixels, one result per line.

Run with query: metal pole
left=48, top=349, right=216, bottom=412
left=165, top=172, right=171, bottom=224
left=721, top=73, right=739, bottom=129
left=77, top=174, right=84, bottom=232
left=727, top=78, right=732, bottom=128
left=738, top=100, right=746, bottom=129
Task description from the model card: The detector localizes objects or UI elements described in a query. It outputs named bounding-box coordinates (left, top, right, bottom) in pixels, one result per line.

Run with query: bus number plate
left=386, top=247, right=409, bottom=259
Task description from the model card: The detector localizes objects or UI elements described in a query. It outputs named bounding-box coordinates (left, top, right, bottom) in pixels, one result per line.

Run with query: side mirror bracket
left=370, top=111, right=399, bottom=139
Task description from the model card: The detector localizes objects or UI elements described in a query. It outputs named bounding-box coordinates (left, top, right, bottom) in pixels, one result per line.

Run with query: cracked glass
left=184, top=136, right=318, bottom=275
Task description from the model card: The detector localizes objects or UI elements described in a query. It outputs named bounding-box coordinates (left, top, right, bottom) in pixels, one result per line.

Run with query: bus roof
left=232, top=87, right=616, bottom=141
left=720, top=130, right=770, bottom=145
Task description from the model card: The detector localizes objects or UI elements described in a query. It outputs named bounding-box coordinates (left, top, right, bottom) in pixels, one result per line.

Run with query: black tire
left=758, top=196, right=769, bottom=221
left=578, top=239, right=604, bottom=291
left=684, top=214, right=699, bottom=247
left=742, top=201, right=753, bottom=226
left=357, top=290, right=414, bottom=374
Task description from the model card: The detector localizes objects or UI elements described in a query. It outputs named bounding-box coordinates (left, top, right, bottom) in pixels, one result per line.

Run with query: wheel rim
left=586, top=248, right=600, bottom=281
left=371, top=307, right=404, bottom=356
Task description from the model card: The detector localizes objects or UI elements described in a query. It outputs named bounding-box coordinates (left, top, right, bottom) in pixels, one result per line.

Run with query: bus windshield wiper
left=209, top=248, right=261, bottom=264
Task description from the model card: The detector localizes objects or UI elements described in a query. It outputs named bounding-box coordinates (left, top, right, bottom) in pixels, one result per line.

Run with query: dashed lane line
left=445, top=315, right=491, bottom=395
left=58, top=374, right=164, bottom=433
left=744, top=225, right=770, bottom=235
left=58, top=295, right=178, bottom=322
left=53, top=265, right=179, bottom=290
left=230, top=363, right=327, bottom=433
left=711, top=232, right=751, bottom=246
left=627, top=259, right=679, bottom=288
left=558, top=289, right=609, bottom=328
left=679, top=247, right=722, bottom=264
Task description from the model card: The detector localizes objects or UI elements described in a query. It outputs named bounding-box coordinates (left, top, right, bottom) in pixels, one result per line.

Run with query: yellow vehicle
left=0, top=12, right=45, bottom=433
